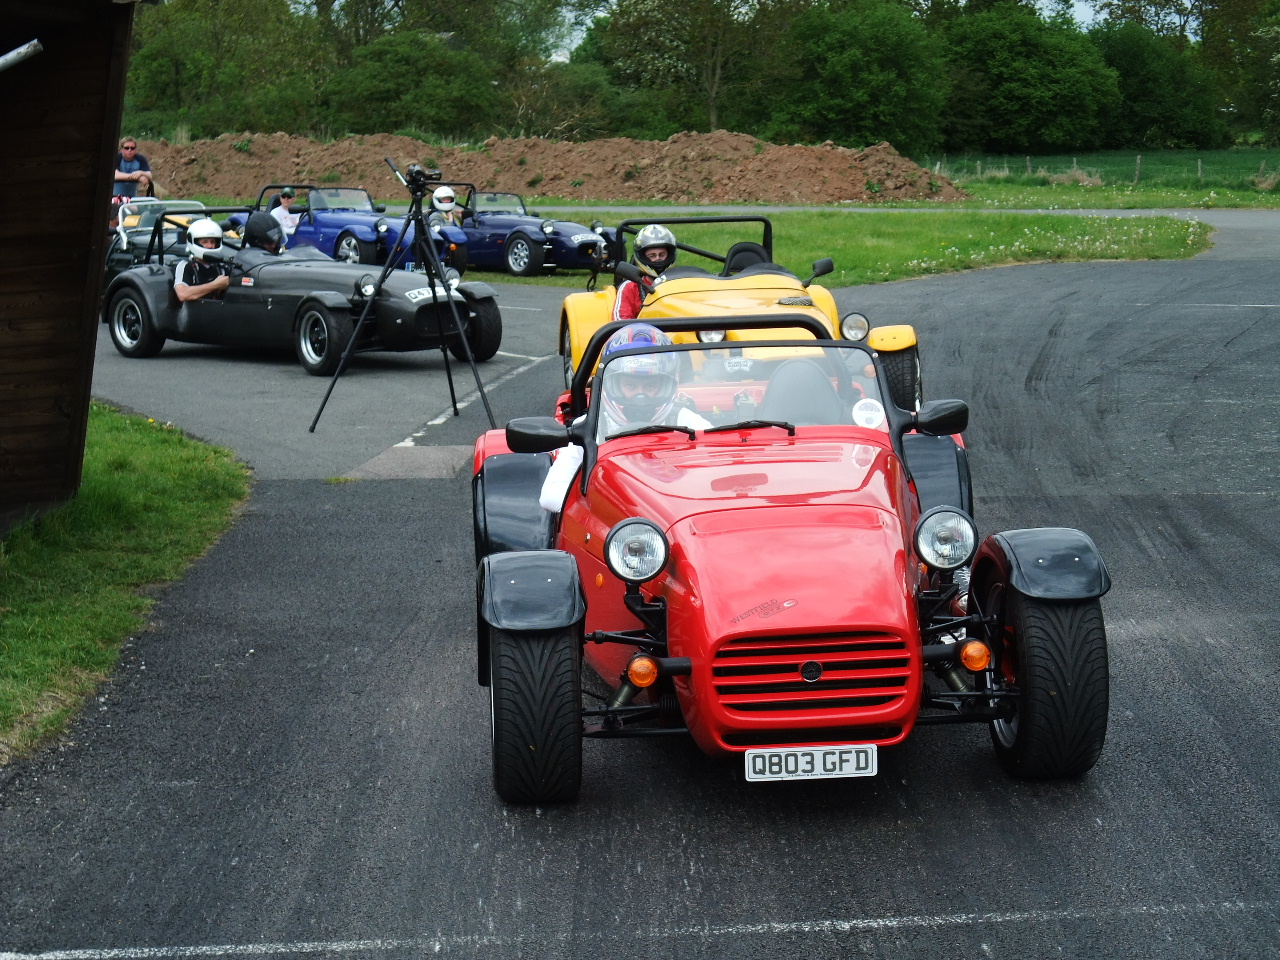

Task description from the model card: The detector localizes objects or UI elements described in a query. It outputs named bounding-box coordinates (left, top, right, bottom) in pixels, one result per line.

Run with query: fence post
left=977, top=160, right=982, bottom=178
left=1133, top=155, right=1142, bottom=184
left=1197, top=158, right=1202, bottom=181
left=1026, top=156, right=1031, bottom=175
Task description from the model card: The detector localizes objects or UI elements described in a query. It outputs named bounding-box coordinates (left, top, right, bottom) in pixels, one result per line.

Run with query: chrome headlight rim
left=604, top=517, right=669, bottom=584
left=540, top=219, right=556, bottom=236
left=697, top=329, right=727, bottom=343
left=841, top=311, right=870, bottom=341
left=375, top=217, right=390, bottom=235
left=913, top=506, right=977, bottom=572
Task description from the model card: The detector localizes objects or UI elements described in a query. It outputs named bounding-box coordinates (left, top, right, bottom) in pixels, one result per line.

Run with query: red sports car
left=472, top=316, right=1110, bottom=803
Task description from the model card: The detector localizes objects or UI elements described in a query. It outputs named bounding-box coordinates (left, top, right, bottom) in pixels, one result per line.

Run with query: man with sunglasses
left=112, top=137, right=153, bottom=199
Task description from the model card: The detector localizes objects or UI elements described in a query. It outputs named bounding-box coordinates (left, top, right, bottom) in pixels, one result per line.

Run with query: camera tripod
left=309, top=158, right=495, bottom=432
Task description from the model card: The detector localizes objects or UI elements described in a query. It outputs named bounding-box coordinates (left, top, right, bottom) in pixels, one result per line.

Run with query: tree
left=600, top=0, right=762, bottom=130
left=761, top=0, right=949, bottom=155
left=944, top=5, right=1120, bottom=152
left=321, top=31, right=501, bottom=136
left=1091, top=20, right=1230, bottom=147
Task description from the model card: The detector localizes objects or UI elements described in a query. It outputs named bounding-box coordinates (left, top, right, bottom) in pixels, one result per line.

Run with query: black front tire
left=490, top=626, right=582, bottom=804
left=335, top=232, right=376, bottom=264
left=505, top=234, right=541, bottom=277
left=449, top=298, right=502, bottom=362
left=294, top=304, right=353, bottom=376
left=559, top=321, right=574, bottom=389
left=880, top=345, right=923, bottom=412
left=107, top=288, right=166, bottom=358
left=448, top=242, right=469, bottom=277
left=986, top=587, right=1109, bottom=779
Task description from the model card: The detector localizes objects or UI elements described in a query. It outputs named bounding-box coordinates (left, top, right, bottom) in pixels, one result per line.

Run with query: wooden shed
left=0, top=0, right=141, bottom=532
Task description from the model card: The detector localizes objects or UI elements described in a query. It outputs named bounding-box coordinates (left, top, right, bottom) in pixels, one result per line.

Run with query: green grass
left=0, top=402, right=249, bottom=762
left=469, top=210, right=1213, bottom=287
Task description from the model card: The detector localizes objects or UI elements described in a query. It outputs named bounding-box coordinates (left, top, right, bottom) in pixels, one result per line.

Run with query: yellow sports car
left=557, top=216, right=923, bottom=409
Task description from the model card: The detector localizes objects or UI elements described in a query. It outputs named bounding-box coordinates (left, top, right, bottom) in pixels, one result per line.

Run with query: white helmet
left=185, top=218, right=225, bottom=261
left=633, top=223, right=677, bottom=277
left=432, top=186, right=457, bottom=212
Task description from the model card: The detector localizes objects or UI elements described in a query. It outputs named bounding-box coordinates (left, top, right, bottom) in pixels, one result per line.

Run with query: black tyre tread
left=337, top=232, right=376, bottom=264
left=997, top=594, right=1109, bottom=779
left=506, top=234, right=541, bottom=277
left=108, top=289, right=166, bottom=358
left=559, top=321, right=574, bottom=389
left=491, top=627, right=582, bottom=804
left=880, top=345, right=922, bottom=411
left=450, top=299, right=502, bottom=362
left=295, top=305, right=352, bottom=376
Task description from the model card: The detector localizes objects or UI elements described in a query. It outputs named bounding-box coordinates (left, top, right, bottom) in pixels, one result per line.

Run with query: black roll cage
left=609, top=215, right=774, bottom=266
left=142, top=206, right=252, bottom=266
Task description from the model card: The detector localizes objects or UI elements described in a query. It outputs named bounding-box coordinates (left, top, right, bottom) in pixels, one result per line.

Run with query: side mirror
left=506, top=417, right=571, bottom=453
left=374, top=204, right=386, bottom=213
left=908, top=399, right=969, bottom=437
left=805, top=257, right=834, bottom=286
left=614, top=261, right=644, bottom=285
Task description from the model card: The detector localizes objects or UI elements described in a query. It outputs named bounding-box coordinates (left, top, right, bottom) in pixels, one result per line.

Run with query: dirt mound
left=137, top=130, right=963, bottom=204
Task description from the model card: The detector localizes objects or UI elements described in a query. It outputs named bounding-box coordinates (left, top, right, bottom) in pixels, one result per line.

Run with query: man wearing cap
left=270, top=187, right=301, bottom=240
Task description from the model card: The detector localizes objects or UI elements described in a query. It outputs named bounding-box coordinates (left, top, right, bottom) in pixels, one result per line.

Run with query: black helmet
left=244, top=212, right=283, bottom=252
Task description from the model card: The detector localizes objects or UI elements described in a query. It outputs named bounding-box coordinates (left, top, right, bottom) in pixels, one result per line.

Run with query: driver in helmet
left=538, top=323, right=709, bottom=513
left=614, top=224, right=677, bottom=322
left=427, top=185, right=471, bottom=229
left=174, top=218, right=231, bottom=302
left=235, top=211, right=286, bottom=267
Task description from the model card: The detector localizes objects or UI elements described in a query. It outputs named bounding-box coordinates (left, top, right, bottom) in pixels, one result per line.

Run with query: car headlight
left=913, top=507, right=977, bottom=571
left=605, top=518, right=669, bottom=584
left=375, top=218, right=389, bottom=234
left=541, top=219, right=556, bottom=236
left=841, top=312, right=870, bottom=340
left=698, top=330, right=726, bottom=343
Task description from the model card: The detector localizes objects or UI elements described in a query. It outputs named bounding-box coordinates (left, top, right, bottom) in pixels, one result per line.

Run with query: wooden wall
left=0, top=1, right=136, bottom=532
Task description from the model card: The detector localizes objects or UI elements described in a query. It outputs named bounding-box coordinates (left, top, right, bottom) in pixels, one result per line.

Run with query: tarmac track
left=1, top=210, right=1278, bottom=959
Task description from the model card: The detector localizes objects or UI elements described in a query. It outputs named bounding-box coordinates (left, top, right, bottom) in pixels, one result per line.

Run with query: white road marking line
left=403, top=354, right=553, bottom=433
left=3, top=900, right=1274, bottom=958
left=494, top=350, right=540, bottom=360
left=498, top=305, right=543, bottom=311
left=1129, top=303, right=1279, bottom=308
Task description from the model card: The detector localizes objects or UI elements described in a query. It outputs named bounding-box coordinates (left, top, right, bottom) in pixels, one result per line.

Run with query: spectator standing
left=113, top=137, right=153, bottom=199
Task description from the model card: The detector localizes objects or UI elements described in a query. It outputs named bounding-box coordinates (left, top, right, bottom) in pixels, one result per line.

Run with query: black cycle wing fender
left=473, top=452, right=555, bottom=563
left=477, top=550, right=585, bottom=686
left=102, top=267, right=176, bottom=329
left=457, top=280, right=497, bottom=301
left=299, top=290, right=354, bottom=313
left=971, top=527, right=1111, bottom=605
left=901, top=433, right=973, bottom=517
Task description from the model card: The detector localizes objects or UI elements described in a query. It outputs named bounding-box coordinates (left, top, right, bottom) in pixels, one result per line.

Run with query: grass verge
left=468, top=210, right=1213, bottom=287
left=0, top=402, right=249, bottom=764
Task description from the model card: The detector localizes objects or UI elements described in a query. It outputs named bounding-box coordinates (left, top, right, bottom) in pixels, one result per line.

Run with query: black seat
left=721, top=241, right=770, bottom=275
left=757, top=359, right=846, bottom=426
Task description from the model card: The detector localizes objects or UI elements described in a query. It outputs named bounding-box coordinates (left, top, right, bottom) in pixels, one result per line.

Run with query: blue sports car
left=441, top=183, right=607, bottom=276
left=236, top=183, right=468, bottom=273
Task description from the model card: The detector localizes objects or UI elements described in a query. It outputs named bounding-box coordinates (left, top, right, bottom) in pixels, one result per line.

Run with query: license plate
left=744, top=744, right=878, bottom=782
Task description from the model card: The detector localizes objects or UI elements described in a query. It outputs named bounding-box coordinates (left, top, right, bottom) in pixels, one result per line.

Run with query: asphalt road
left=2, top=212, right=1279, bottom=959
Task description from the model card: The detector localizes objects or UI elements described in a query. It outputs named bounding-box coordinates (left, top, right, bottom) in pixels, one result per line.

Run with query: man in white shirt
left=270, top=187, right=302, bottom=241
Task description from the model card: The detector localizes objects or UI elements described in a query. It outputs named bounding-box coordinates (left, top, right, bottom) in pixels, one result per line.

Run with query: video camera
left=405, top=164, right=443, bottom=190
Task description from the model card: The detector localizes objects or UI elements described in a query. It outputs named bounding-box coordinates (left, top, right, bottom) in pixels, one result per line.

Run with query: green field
left=468, top=210, right=1212, bottom=287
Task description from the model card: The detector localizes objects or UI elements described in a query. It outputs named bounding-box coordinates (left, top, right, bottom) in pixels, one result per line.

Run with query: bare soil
left=136, top=130, right=964, bottom=205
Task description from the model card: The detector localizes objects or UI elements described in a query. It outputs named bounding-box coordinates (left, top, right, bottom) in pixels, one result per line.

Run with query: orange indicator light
left=627, top=655, right=660, bottom=688
left=595, top=573, right=604, bottom=587
left=960, top=641, right=991, bottom=672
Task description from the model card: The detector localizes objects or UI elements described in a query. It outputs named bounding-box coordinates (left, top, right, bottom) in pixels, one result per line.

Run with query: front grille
left=723, top=725, right=903, bottom=747
left=713, top=631, right=912, bottom=716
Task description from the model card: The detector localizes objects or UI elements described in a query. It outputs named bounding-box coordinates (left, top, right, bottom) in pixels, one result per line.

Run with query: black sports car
left=101, top=213, right=503, bottom=376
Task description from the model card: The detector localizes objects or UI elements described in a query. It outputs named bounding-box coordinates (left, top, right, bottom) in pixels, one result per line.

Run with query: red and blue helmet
left=600, top=323, right=679, bottom=426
